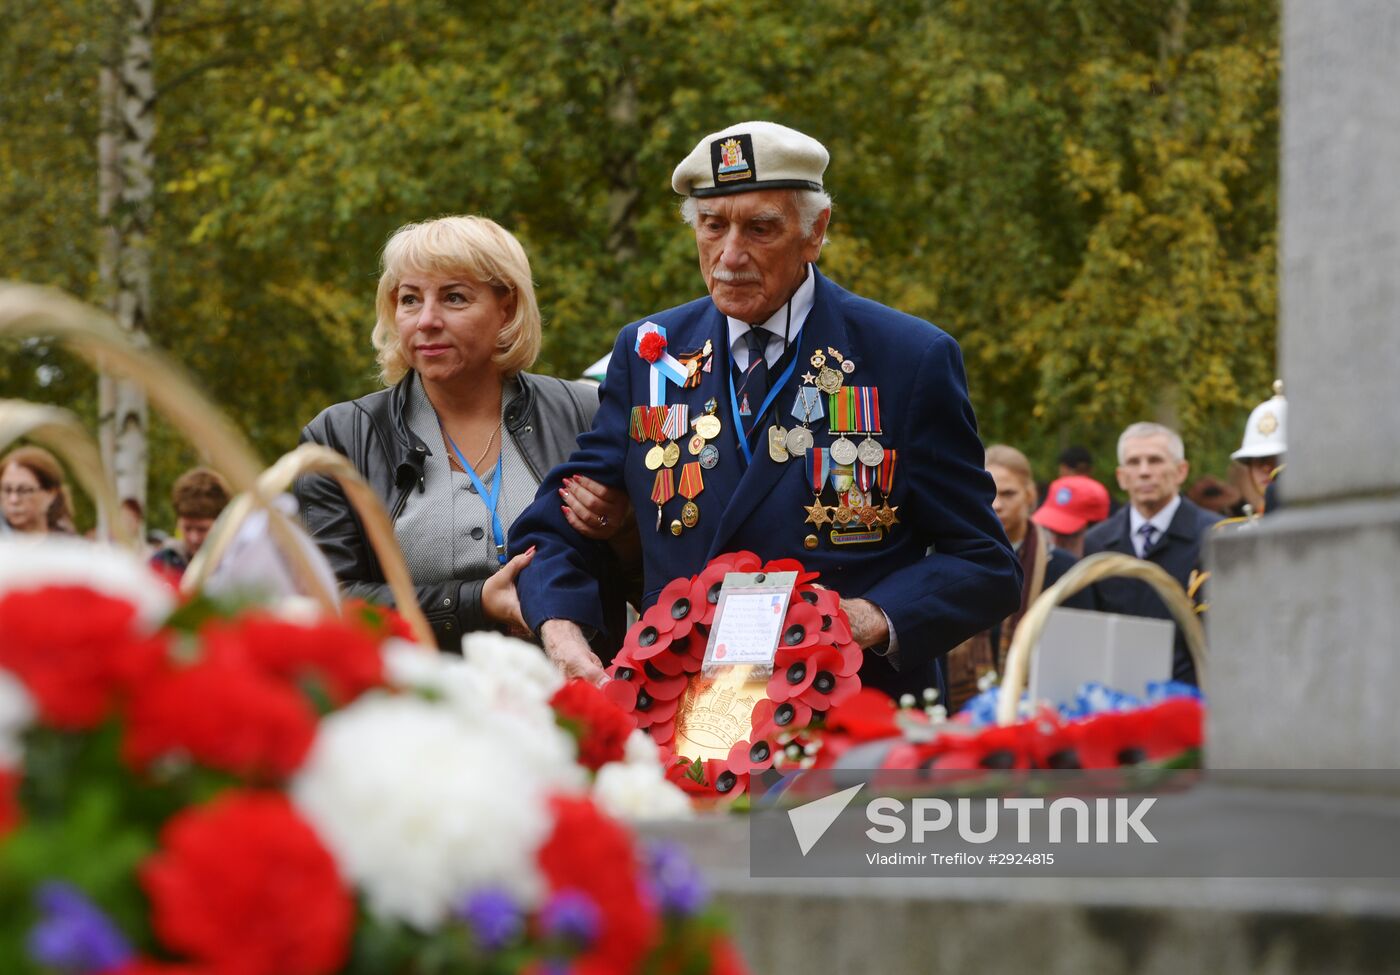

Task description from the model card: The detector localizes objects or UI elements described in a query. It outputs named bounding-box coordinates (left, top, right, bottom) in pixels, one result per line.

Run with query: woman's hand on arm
left=480, top=545, right=535, bottom=637
left=559, top=475, right=632, bottom=541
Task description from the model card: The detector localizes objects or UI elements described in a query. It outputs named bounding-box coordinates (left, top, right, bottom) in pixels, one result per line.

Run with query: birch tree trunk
left=97, top=0, right=155, bottom=518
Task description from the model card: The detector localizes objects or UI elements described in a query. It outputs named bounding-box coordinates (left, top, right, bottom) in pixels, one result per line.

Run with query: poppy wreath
left=602, top=551, right=863, bottom=799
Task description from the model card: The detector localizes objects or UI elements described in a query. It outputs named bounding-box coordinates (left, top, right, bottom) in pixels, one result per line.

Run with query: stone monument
left=1207, top=0, right=1400, bottom=768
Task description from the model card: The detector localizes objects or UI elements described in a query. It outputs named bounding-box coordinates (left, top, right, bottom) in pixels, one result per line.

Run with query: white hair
left=680, top=188, right=833, bottom=239
left=1117, top=422, right=1185, bottom=464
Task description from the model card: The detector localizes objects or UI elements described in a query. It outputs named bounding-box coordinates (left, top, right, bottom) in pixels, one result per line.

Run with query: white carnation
left=0, top=537, right=172, bottom=627
left=458, top=630, right=563, bottom=705
left=292, top=692, right=575, bottom=930
left=623, top=728, right=662, bottom=767
left=0, top=668, right=34, bottom=768
left=593, top=761, right=694, bottom=821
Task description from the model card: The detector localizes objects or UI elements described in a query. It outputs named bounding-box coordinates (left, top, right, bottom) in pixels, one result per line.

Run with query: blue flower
left=26, top=882, right=133, bottom=974
left=645, top=841, right=708, bottom=917
left=539, top=889, right=600, bottom=948
left=455, top=888, right=523, bottom=953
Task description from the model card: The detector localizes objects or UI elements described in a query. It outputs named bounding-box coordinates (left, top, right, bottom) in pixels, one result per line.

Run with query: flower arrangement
left=0, top=537, right=744, bottom=975
left=603, top=551, right=863, bottom=800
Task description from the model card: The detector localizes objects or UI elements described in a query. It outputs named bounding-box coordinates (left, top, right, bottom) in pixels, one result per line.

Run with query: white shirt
left=1129, top=493, right=1182, bottom=558
left=727, top=264, right=816, bottom=371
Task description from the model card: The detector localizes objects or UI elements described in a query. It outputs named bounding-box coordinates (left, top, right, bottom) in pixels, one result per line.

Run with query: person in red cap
left=1032, top=474, right=1111, bottom=558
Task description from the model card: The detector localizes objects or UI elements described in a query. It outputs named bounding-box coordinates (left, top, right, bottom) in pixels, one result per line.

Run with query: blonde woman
left=297, top=216, right=631, bottom=649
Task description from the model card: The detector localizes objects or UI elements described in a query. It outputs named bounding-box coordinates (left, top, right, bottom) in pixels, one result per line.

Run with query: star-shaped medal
left=801, top=372, right=817, bottom=385
left=877, top=502, right=900, bottom=527
left=804, top=500, right=832, bottom=526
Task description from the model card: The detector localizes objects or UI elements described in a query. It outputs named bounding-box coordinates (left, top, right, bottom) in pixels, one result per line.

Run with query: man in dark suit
left=1083, top=422, right=1221, bottom=683
left=509, top=120, right=1021, bottom=700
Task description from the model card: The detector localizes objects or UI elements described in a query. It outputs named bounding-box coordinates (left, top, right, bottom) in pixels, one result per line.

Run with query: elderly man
left=510, top=120, right=1021, bottom=700
left=1083, top=422, right=1221, bottom=683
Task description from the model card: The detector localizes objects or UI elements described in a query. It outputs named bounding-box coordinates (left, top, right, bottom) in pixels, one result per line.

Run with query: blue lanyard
left=727, top=324, right=804, bottom=467
left=443, top=430, right=508, bottom=565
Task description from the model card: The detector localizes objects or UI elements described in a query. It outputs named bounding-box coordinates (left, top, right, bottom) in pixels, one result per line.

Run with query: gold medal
left=816, top=366, right=843, bottom=394
left=804, top=500, right=831, bottom=526
left=768, top=425, right=789, bottom=463
left=681, top=500, right=699, bottom=528
left=688, top=433, right=705, bottom=455
left=859, top=505, right=880, bottom=527
left=834, top=504, right=856, bottom=526
left=645, top=444, right=665, bottom=470
left=662, top=441, right=681, bottom=468
left=694, top=414, right=722, bottom=440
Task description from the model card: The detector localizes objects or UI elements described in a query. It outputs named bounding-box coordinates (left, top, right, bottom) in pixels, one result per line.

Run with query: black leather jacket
left=295, top=371, right=611, bottom=649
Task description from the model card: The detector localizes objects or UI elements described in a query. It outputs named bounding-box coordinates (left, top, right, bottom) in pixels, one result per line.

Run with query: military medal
left=826, top=346, right=856, bottom=374
left=661, top=404, right=687, bottom=468
left=784, top=427, right=814, bottom=456
left=816, top=367, right=843, bottom=394
left=645, top=445, right=665, bottom=470
left=857, top=438, right=885, bottom=467
left=876, top=451, right=899, bottom=530
left=643, top=405, right=668, bottom=469
left=786, top=386, right=822, bottom=459
left=830, top=436, right=858, bottom=466
left=677, top=461, right=703, bottom=529
left=854, top=387, right=885, bottom=466
left=768, top=424, right=790, bottom=463
left=650, top=467, right=675, bottom=532
left=688, top=433, right=705, bottom=455
left=805, top=448, right=832, bottom=528
left=694, top=414, right=722, bottom=440
left=628, top=407, right=647, bottom=443
left=662, top=441, right=681, bottom=468
left=698, top=443, right=720, bottom=470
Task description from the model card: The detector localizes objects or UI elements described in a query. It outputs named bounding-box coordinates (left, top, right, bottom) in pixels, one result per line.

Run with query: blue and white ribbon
left=636, top=322, right=688, bottom=406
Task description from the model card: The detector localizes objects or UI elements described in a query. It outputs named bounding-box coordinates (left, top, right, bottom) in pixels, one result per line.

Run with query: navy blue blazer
left=511, top=268, right=1022, bottom=698
left=1082, top=495, right=1221, bottom=683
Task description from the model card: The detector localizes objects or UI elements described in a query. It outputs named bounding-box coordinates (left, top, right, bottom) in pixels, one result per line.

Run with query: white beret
left=671, top=120, right=829, bottom=198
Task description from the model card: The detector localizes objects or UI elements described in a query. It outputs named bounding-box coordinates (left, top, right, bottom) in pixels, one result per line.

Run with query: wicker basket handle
left=183, top=444, right=434, bottom=648
left=995, top=552, right=1208, bottom=726
left=0, top=400, right=136, bottom=549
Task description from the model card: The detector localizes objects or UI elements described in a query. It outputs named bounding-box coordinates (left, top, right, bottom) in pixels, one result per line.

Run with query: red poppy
left=1062, top=699, right=1202, bottom=768
left=725, top=737, right=776, bottom=775
left=761, top=558, right=821, bottom=586
left=924, top=722, right=1040, bottom=771
left=123, top=660, right=318, bottom=780
left=0, top=586, right=168, bottom=730
left=620, top=612, right=674, bottom=663
left=797, top=658, right=861, bottom=713
left=140, top=791, right=353, bottom=975
left=688, top=563, right=733, bottom=627
left=653, top=576, right=702, bottom=640
left=537, top=795, right=660, bottom=974
left=751, top=698, right=813, bottom=742
left=704, top=757, right=749, bottom=799
left=638, top=331, right=668, bottom=363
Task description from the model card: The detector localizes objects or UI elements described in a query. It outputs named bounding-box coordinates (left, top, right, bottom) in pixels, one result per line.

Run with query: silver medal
left=830, top=436, right=859, bottom=467
left=785, top=426, right=814, bottom=457
left=857, top=437, right=885, bottom=467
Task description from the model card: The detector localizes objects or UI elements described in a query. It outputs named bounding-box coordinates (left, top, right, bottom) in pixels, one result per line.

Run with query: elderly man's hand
left=540, top=619, right=608, bottom=685
left=841, top=597, right=891, bottom=650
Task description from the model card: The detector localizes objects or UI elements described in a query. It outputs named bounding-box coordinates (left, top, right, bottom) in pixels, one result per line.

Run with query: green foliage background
left=1, top=0, right=1278, bottom=528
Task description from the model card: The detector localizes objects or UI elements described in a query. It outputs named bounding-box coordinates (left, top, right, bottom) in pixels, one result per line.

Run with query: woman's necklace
left=471, top=421, right=501, bottom=470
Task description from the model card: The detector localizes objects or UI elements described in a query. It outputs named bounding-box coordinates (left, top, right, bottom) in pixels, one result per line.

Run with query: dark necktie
left=736, top=328, right=771, bottom=436
left=1137, top=522, right=1158, bottom=555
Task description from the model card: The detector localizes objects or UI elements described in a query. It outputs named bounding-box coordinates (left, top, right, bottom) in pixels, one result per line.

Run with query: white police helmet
left=1232, top=382, right=1287, bottom=460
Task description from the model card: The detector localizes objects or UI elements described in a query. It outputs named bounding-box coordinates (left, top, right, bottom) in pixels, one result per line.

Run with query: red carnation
left=201, top=614, right=384, bottom=707
left=824, top=688, right=899, bottom=742
left=638, top=332, right=668, bottom=363
left=0, top=586, right=168, bottom=729
left=0, top=766, right=21, bottom=838
left=123, top=660, right=317, bottom=779
left=140, top=791, right=352, bottom=975
left=537, top=795, right=660, bottom=974
left=552, top=678, right=638, bottom=771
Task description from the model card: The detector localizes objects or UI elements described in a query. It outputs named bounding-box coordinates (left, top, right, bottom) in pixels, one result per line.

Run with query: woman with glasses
left=1, top=446, right=75, bottom=536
